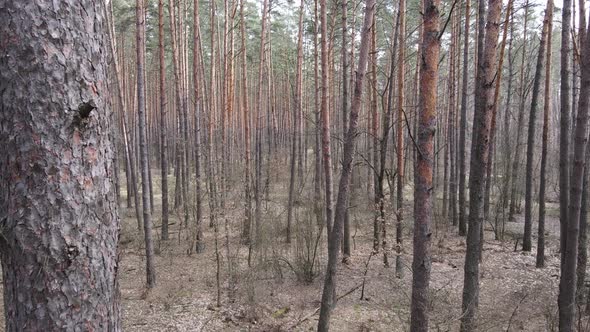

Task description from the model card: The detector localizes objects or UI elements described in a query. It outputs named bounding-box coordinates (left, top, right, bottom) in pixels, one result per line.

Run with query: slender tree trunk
left=576, top=137, right=590, bottom=302
left=137, top=0, right=157, bottom=289
left=286, top=0, right=305, bottom=244
left=575, top=0, right=589, bottom=307
left=193, top=0, right=205, bottom=253
left=341, top=0, right=352, bottom=263
left=371, top=22, right=380, bottom=253
left=0, top=1, right=121, bottom=328
left=536, top=0, right=553, bottom=268
left=240, top=0, right=253, bottom=245
left=523, top=0, right=552, bottom=252
left=317, top=0, right=375, bottom=329
left=508, top=0, right=529, bottom=222
left=460, top=0, right=502, bottom=329
left=254, top=0, right=269, bottom=242
left=313, top=0, right=324, bottom=229
left=159, top=0, right=170, bottom=241
left=500, top=13, right=516, bottom=240
left=458, top=0, right=471, bottom=236
left=448, top=10, right=458, bottom=227
left=485, top=0, right=513, bottom=235
left=395, top=0, right=406, bottom=278
left=558, top=0, right=572, bottom=268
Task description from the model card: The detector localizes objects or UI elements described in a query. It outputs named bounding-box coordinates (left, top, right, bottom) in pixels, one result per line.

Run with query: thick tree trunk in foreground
left=410, top=0, right=440, bottom=329
left=317, top=0, right=375, bottom=329
left=0, top=1, right=121, bottom=329
left=460, top=0, right=502, bottom=329
left=559, top=16, right=590, bottom=332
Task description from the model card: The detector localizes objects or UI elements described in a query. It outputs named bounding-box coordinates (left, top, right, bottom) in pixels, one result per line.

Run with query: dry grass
left=0, top=166, right=581, bottom=332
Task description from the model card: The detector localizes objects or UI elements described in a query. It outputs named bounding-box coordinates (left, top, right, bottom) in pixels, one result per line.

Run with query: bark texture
left=460, top=0, right=502, bottom=329
left=0, top=0, right=121, bottom=329
left=558, top=14, right=590, bottom=331
left=410, top=0, right=440, bottom=329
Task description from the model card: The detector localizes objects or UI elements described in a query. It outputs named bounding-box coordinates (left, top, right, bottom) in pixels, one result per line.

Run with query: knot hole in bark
left=78, top=101, right=95, bottom=119
left=64, top=244, right=79, bottom=267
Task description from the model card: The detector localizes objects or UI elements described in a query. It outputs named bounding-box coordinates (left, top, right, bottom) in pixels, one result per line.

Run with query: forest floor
left=0, top=170, right=585, bottom=331
left=114, top=171, right=579, bottom=332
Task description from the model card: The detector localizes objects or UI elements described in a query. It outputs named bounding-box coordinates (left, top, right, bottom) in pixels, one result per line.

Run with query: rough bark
left=559, top=16, right=590, bottom=331
left=410, top=0, right=441, bottom=329
left=460, top=0, right=502, bottom=329
left=0, top=0, right=121, bottom=329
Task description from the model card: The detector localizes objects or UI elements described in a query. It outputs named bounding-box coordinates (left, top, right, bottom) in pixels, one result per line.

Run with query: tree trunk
left=409, top=0, right=441, bottom=329
left=371, top=21, right=380, bottom=254
left=458, top=0, right=471, bottom=237
left=0, top=1, right=121, bottom=329
left=559, top=17, right=590, bottom=331
left=159, top=0, right=170, bottom=241
left=536, top=0, right=553, bottom=268
left=286, top=0, right=305, bottom=244
left=523, top=0, right=552, bottom=252
left=137, top=0, right=157, bottom=288
left=558, top=0, right=572, bottom=268
left=193, top=0, right=205, bottom=253
left=240, top=0, right=253, bottom=245
left=508, top=0, right=530, bottom=222
left=460, top=0, right=502, bottom=329
left=485, top=0, right=513, bottom=237
left=341, top=0, right=352, bottom=263
left=395, top=0, right=406, bottom=278
left=317, top=0, right=375, bottom=329
left=313, top=0, right=324, bottom=229
left=575, top=0, right=589, bottom=307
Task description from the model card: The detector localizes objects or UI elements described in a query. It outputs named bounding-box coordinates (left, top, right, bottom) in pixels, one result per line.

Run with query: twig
left=360, top=251, right=375, bottom=300
left=506, top=293, right=529, bottom=331
left=402, top=109, right=424, bottom=159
